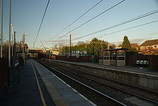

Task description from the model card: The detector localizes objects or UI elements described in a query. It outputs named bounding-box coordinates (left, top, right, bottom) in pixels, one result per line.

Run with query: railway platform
left=52, top=59, right=158, bottom=76
left=0, top=59, right=96, bottom=106
left=46, top=59, right=158, bottom=92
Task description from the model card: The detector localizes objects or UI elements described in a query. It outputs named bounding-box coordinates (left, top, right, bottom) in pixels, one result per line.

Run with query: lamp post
left=8, top=0, right=12, bottom=67
left=8, top=0, right=12, bottom=88
left=0, top=0, right=3, bottom=58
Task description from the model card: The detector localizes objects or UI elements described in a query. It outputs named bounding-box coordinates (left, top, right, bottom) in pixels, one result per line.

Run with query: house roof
left=140, top=39, right=158, bottom=46
left=131, top=43, right=139, bottom=47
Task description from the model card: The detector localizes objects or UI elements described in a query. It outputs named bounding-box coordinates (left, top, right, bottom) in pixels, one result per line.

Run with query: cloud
left=130, top=38, right=147, bottom=44
left=148, top=32, right=158, bottom=35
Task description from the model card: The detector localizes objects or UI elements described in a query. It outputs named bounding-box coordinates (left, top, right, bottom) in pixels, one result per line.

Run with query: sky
left=1, top=0, right=158, bottom=49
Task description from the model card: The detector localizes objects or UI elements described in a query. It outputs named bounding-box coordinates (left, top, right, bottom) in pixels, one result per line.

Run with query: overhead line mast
left=0, top=0, right=3, bottom=58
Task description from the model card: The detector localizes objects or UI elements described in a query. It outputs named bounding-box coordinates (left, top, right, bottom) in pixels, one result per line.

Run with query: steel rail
left=58, top=64, right=158, bottom=104
left=40, top=62, right=127, bottom=106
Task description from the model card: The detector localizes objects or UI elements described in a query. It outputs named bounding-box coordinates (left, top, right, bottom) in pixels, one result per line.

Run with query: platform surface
left=32, top=59, right=96, bottom=106
left=52, top=59, right=158, bottom=76
left=0, top=59, right=96, bottom=106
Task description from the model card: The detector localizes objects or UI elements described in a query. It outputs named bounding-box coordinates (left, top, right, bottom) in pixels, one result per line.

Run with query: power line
left=33, top=0, right=51, bottom=48
left=101, top=19, right=158, bottom=37
left=41, top=39, right=68, bottom=42
left=51, top=0, right=103, bottom=40
left=72, top=9, right=158, bottom=41
left=55, top=0, right=125, bottom=41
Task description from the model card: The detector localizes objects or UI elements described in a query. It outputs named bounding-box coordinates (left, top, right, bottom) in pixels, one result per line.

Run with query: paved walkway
left=0, top=59, right=96, bottom=106
left=32, top=59, right=96, bottom=106
left=0, top=60, right=55, bottom=106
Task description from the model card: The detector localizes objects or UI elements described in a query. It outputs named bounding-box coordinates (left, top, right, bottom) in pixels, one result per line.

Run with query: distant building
left=115, top=45, right=122, bottom=49
left=115, top=43, right=139, bottom=50
left=140, top=39, right=158, bottom=55
left=28, top=49, right=45, bottom=58
left=51, top=49, right=59, bottom=55
left=140, top=39, right=158, bottom=50
left=131, top=43, right=139, bottom=51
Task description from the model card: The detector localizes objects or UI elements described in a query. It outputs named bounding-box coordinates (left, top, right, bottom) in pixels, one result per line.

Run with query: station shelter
left=98, top=48, right=128, bottom=66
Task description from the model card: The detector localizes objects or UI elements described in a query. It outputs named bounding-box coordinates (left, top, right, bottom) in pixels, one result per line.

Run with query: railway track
left=36, top=59, right=158, bottom=106
left=62, top=65, right=158, bottom=103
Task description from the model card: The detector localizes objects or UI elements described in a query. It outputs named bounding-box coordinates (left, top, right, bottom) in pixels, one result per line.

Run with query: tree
left=61, top=38, right=108, bottom=55
left=89, top=38, right=108, bottom=55
left=122, top=36, right=138, bottom=53
left=122, top=36, right=131, bottom=50
left=109, top=43, right=116, bottom=49
left=77, top=41, right=84, bottom=45
left=1, top=40, right=28, bottom=58
left=61, top=46, right=69, bottom=52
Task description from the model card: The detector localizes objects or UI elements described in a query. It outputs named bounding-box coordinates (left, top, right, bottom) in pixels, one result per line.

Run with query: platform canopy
left=97, top=48, right=128, bottom=67
left=97, top=48, right=128, bottom=52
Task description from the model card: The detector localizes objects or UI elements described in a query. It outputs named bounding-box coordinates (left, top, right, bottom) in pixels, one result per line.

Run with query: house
left=140, top=39, right=158, bottom=50
left=131, top=43, right=139, bottom=50
left=51, top=49, right=59, bottom=55
left=140, top=39, right=158, bottom=55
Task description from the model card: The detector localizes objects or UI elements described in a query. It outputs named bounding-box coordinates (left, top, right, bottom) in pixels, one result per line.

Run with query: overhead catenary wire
left=41, top=39, right=68, bottom=42
left=100, top=19, right=158, bottom=37
left=54, top=0, right=125, bottom=42
left=40, top=41, right=47, bottom=51
left=72, top=9, right=158, bottom=41
left=44, top=0, right=103, bottom=48
left=51, top=0, right=103, bottom=40
left=33, top=0, right=50, bottom=48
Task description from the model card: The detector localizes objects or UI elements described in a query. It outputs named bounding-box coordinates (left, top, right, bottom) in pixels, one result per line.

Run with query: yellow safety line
left=31, top=60, right=47, bottom=106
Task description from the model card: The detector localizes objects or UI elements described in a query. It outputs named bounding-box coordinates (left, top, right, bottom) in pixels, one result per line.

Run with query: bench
left=135, top=60, right=149, bottom=67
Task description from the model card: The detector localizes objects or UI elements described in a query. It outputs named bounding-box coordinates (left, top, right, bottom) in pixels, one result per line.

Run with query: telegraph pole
left=11, top=24, right=13, bottom=57
left=69, top=34, right=71, bottom=57
left=0, top=0, right=3, bottom=58
left=40, top=41, right=48, bottom=58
